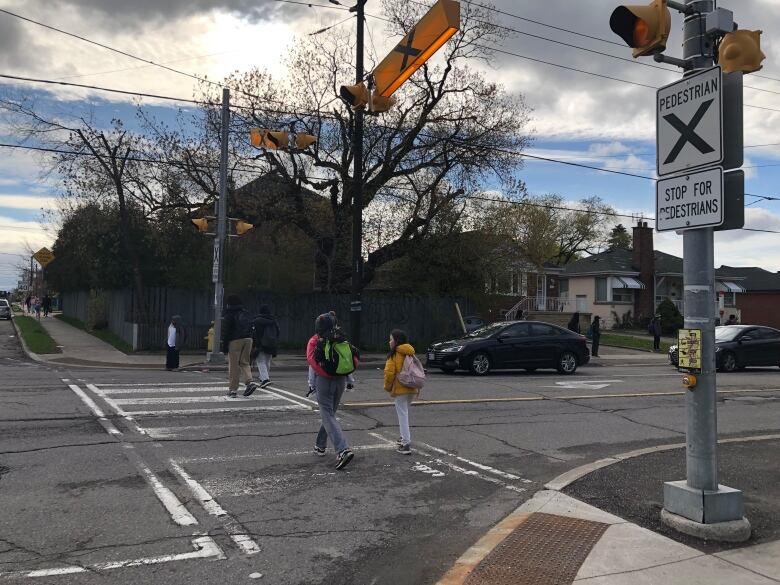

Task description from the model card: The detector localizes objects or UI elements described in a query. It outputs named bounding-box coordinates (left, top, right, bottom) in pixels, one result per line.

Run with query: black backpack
left=234, top=309, right=253, bottom=339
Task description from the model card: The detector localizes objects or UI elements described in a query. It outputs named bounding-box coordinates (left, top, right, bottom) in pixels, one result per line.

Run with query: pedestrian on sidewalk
left=649, top=314, right=662, bottom=351
left=166, top=315, right=186, bottom=371
left=308, top=313, right=355, bottom=470
left=383, top=329, right=421, bottom=455
left=567, top=312, right=581, bottom=334
left=33, top=297, right=42, bottom=320
left=590, top=315, right=601, bottom=357
left=24, top=294, right=31, bottom=315
left=221, top=294, right=257, bottom=398
left=251, top=304, right=279, bottom=389
left=42, top=294, right=52, bottom=317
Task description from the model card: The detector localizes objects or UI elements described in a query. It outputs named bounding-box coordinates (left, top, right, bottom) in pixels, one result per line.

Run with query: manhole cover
left=464, top=512, right=608, bottom=585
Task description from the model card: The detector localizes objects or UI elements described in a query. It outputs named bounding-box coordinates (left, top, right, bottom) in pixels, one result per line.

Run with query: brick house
left=719, top=266, right=780, bottom=329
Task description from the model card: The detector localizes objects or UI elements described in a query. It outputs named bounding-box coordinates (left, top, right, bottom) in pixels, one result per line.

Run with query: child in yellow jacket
left=384, top=329, right=418, bottom=455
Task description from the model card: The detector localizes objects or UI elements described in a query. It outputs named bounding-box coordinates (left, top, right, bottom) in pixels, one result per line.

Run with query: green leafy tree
left=607, top=224, right=632, bottom=250
left=656, top=298, right=684, bottom=334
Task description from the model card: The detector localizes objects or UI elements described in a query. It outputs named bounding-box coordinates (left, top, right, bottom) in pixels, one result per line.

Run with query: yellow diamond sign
left=373, top=0, right=460, bottom=98
left=33, top=247, right=55, bottom=268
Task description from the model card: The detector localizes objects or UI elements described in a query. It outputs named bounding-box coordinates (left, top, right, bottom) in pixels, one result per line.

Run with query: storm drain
left=464, top=512, right=609, bottom=585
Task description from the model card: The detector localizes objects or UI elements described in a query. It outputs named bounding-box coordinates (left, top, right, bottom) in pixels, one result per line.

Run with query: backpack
left=260, top=322, right=278, bottom=350
left=316, top=328, right=356, bottom=376
left=398, top=354, right=426, bottom=389
left=234, top=309, right=253, bottom=339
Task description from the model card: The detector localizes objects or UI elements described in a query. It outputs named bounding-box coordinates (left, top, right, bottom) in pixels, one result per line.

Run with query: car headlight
left=669, top=345, right=677, bottom=352
left=441, top=345, right=463, bottom=353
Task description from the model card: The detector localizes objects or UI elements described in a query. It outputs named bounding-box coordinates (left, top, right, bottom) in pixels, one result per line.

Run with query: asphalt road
left=1, top=318, right=779, bottom=584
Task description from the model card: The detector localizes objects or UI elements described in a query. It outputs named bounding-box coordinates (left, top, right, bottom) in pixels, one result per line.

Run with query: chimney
left=632, top=221, right=655, bottom=320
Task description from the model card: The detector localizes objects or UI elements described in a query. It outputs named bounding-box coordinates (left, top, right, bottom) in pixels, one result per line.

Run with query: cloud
left=0, top=193, right=59, bottom=210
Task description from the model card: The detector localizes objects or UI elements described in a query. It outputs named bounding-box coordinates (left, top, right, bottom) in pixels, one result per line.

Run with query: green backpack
left=319, top=328, right=356, bottom=376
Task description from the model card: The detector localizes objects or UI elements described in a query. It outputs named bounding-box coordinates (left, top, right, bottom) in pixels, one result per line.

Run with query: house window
left=611, top=288, right=633, bottom=303
left=560, top=279, right=569, bottom=298
left=595, top=277, right=608, bottom=302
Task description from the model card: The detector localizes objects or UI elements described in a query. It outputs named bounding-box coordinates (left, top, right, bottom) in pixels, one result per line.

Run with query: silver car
left=0, top=299, right=11, bottom=320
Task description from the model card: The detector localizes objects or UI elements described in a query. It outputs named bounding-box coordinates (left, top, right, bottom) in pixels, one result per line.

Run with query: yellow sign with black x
left=372, top=0, right=460, bottom=98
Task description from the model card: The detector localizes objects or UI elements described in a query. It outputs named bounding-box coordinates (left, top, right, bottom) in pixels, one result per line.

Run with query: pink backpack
left=398, top=355, right=426, bottom=389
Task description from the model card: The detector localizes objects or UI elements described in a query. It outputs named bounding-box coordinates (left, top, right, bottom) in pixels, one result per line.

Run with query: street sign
left=211, top=240, right=220, bottom=284
left=656, top=167, right=723, bottom=232
left=715, top=170, right=745, bottom=232
left=372, top=0, right=460, bottom=98
left=33, top=247, right=55, bottom=268
left=678, top=329, right=702, bottom=372
left=657, top=66, right=723, bottom=176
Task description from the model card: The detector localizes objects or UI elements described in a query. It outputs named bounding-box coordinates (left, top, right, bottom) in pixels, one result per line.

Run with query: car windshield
left=715, top=326, right=743, bottom=342
left=463, top=322, right=506, bottom=338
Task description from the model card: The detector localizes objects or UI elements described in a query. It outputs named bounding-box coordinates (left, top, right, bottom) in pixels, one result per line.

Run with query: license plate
left=427, top=352, right=435, bottom=361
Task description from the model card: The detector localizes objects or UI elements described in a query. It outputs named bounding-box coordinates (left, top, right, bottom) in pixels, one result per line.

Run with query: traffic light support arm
left=667, top=0, right=696, bottom=14
left=654, top=53, right=692, bottom=69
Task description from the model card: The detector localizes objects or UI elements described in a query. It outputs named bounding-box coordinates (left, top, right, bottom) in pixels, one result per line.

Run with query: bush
left=656, top=299, right=683, bottom=334
left=87, top=289, right=108, bottom=331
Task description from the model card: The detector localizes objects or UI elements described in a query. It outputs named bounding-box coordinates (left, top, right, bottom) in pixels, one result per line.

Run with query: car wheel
left=469, top=352, right=491, bottom=376
left=557, top=351, right=578, bottom=375
left=720, top=351, right=737, bottom=372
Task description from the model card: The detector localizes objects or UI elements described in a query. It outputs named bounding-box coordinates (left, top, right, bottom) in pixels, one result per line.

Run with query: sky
left=1, top=0, right=779, bottom=291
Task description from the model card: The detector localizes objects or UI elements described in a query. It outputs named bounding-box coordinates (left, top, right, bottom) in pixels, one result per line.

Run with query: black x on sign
left=394, top=27, right=422, bottom=71
left=657, top=66, right=723, bottom=177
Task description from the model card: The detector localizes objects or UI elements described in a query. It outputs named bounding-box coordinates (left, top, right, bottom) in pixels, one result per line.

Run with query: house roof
left=563, top=248, right=744, bottom=280
left=716, top=266, right=780, bottom=291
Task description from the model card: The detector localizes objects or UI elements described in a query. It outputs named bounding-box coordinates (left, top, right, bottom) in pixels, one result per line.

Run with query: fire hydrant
left=205, top=322, right=215, bottom=353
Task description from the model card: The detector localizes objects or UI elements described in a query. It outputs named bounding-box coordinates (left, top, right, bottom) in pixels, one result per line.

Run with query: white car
left=0, top=299, right=11, bottom=320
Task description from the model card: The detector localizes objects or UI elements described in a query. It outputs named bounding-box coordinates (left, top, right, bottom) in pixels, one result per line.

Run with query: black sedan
left=426, top=320, right=590, bottom=375
left=669, top=325, right=780, bottom=371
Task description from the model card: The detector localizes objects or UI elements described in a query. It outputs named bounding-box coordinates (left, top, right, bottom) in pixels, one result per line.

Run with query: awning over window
left=615, top=276, right=645, bottom=289
left=719, top=280, right=746, bottom=293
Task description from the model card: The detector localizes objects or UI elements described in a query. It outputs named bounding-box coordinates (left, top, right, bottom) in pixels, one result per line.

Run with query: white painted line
left=97, top=381, right=224, bottom=387
left=168, top=459, right=227, bottom=517
left=266, top=384, right=319, bottom=407
left=111, top=395, right=278, bottom=405
left=87, top=383, right=146, bottom=435
left=415, top=441, right=529, bottom=482
left=124, top=405, right=307, bottom=416
left=430, top=458, right=527, bottom=493
left=0, top=536, right=225, bottom=578
left=136, top=462, right=198, bottom=526
left=100, top=386, right=233, bottom=395
left=180, top=443, right=394, bottom=464
left=168, top=460, right=261, bottom=555
left=66, top=383, right=122, bottom=436
left=143, top=418, right=316, bottom=438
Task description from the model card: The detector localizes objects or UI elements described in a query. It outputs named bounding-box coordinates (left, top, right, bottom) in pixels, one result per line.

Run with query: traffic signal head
left=191, top=217, right=209, bottom=232
left=339, top=82, right=369, bottom=108
left=249, top=128, right=265, bottom=147
left=719, top=29, right=765, bottom=74
left=264, top=131, right=289, bottom=150
left=610, top=0, right=671, bottom=58
left=369, top=92, right=396, bottom=114
left=235, top=221, right=254, bottom=236
left=294, top=133, right=317, bottom=150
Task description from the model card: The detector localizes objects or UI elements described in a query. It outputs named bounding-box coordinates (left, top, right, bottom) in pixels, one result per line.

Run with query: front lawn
left=600, top=332, right=672, bottom=353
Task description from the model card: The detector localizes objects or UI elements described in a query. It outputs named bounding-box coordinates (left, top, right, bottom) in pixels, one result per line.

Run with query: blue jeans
left=315, top=376, right=348, bottom=453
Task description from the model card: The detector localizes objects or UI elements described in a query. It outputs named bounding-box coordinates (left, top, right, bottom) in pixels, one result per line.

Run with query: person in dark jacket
left=221, top=294, right=257, bottom=397
left=42, top=294, right=52, bottom=317
left=166, top=315, right=186, bottom=370
left=251, top=304, right=280, bottom=388
left=649, top=314, right=662, bottom=351
left=590, top=315, right=601, bottom=357
left=567, top=312, right=581, bottom=334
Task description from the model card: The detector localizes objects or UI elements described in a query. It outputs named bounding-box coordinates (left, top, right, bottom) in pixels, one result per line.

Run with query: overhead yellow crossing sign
left=372, top=0, right=460, bottom=98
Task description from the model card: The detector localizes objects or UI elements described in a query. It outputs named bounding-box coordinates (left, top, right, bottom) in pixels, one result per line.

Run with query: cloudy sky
left=1, top=0, right=779, bottom=290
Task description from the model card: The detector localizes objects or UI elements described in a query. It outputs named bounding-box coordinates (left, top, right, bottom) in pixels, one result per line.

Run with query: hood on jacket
left=395, top=343, right=416, bottom=356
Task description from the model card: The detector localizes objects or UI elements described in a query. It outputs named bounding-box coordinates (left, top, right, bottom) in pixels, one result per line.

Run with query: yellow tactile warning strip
left=437, top=512, right=608, bottom=585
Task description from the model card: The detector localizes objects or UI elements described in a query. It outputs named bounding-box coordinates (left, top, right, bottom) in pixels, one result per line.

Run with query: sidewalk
left=23, top=316, right=386, bottom=370
left=438, top=436, right=780, bottom=585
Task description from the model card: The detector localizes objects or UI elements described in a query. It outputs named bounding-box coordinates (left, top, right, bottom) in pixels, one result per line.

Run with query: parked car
left=0, top=299, right=11, bottom=320
left=426, top=320, right=590, bottom=375
left=669, top=325, right=780, bottom=371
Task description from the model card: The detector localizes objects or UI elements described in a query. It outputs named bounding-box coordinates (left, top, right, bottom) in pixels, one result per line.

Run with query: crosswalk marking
left=111, top=395, right=279, bottom=405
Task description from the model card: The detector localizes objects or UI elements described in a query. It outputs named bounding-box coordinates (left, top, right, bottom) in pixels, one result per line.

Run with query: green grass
left=601, top=332, right=672, bottom=353
left=56, top=314, right=133, bottom=354
left=14, top=316, right=60, bottom=354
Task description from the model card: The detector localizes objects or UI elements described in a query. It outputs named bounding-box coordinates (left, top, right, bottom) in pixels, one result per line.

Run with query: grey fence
left=61, top=288, right=476, bottom=351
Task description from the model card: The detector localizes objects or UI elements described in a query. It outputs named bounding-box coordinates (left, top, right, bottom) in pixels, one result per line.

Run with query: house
left=560, top=222, right=746, bottom=329
left=719, top=266, right=780, bottom=329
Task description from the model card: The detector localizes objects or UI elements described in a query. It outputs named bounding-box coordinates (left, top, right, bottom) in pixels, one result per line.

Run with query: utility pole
left=659, top=0, right=750, bottom=540
left=208, top=87, right=230, bottom=364
left=350, top=0, right=367, bottom=348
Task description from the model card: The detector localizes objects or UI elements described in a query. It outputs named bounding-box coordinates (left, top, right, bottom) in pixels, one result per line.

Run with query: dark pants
left=592, top=335, right=600, bottom=357
left=166, top=345, right=180, bottom=370
left=653, top=335, right=661, bottom=350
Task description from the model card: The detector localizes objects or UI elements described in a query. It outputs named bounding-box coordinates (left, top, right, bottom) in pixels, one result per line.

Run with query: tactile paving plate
left=464, top=512, right=609, bottom=585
